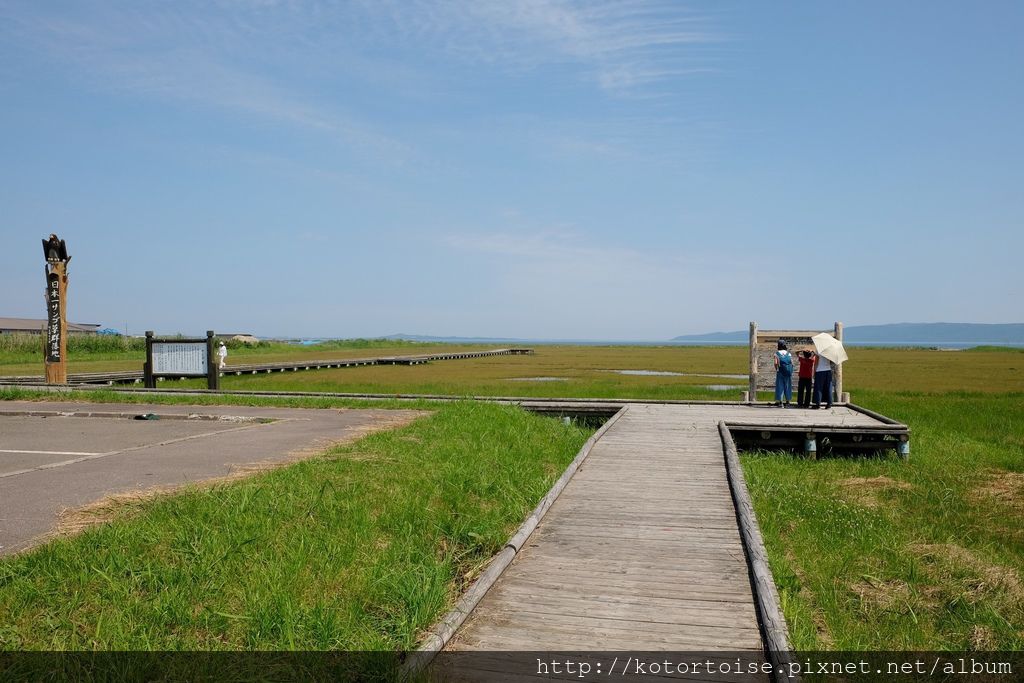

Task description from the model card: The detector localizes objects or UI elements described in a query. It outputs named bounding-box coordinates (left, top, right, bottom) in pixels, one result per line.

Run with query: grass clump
left=0, top=401, right=591, bottom=651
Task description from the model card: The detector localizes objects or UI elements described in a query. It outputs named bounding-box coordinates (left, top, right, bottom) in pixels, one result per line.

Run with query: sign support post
left=206, top=330, right=220, bottom=391
left=144, top=331, right=156, bottom=388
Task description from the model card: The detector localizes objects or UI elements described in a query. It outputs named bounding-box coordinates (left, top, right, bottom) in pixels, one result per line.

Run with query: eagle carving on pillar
left=42, top=234, right=70, bottom=263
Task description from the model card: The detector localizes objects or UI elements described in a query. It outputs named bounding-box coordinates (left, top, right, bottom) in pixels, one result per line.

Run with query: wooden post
left=748, top=321, right=758, bottom=404
left=206, top=330, right=220, bottom=391
left=804, top=432, right=817, bottom=460
left=833, top=321, right=844, bottom=403
left=43, top=250, right=69, bottom=384
left=144, top=331, right=156, bottom=388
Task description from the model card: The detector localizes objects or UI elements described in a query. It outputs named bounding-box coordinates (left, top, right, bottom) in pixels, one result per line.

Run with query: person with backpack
left=773, top=340, right=793, bottom=407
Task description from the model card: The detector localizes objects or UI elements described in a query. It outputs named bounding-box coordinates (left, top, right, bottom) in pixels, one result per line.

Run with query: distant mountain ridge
left=672, top=323, right=1024, bottom=344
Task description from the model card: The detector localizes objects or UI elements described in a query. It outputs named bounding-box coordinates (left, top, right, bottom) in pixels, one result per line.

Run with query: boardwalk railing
left=0, top=348, right=533, bottom=386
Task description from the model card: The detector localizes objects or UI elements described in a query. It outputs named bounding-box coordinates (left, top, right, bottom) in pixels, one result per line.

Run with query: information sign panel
left=152, top=342, right=208, bottom=375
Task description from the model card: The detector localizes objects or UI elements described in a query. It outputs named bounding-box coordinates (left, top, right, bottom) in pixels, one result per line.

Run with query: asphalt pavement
left=0, top=400, right=424, bottom=555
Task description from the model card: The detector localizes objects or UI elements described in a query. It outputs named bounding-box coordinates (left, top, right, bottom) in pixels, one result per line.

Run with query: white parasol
left=811, top=332, right=848, bottom=364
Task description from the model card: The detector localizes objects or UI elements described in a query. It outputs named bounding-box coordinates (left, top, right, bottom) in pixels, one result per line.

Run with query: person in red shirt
left=797, top=348, right=815, bottom=408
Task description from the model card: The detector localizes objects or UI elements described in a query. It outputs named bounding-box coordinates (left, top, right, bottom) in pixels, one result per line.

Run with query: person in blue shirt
left=773, top=340, right=793, bottom=407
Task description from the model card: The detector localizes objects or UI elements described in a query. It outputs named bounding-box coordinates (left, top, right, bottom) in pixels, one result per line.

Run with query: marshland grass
left=3, top=341, right=1019, bottom=397
left=0, top=402, right=590, bottom=649
left=744, top=389, right=1024, bottom=649
left=1, top=343, right=1022, bottom=650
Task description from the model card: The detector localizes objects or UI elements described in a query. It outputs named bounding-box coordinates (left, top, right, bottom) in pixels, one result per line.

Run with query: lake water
left=507, top=377, right=568, bottom=382
left=609, top=370, right=748, bottom=379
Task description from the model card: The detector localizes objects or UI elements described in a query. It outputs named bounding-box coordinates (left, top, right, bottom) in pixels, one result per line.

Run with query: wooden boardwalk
left=0, top=348, right=533, bottom=386
left=446, top=403, right=888, bottom=663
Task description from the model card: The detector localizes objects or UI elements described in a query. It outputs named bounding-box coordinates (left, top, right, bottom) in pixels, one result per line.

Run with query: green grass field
left=4, top=339, right=1019, bottom=397
left=0, top=402, right=590, bottom=650
left=745, top=390, right=1024, bottom=650
left=1, top=341, right=1022, bottom=651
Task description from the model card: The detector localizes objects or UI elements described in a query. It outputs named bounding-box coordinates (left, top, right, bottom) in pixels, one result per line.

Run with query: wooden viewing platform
left=434, top=402, right=906, bottom=680
left=0, top=348, right=533, bottom=386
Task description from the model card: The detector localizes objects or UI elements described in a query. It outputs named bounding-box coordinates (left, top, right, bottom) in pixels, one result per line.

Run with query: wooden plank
left=493, top=574, right=756, bottom=603
left=453, top=619, right=762, bottom=651
left=481, top=587, right=759, bottom=624
left=465, top=604, right=764, bottom=642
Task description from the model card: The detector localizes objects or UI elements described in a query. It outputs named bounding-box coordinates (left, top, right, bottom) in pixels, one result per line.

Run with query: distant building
left=0, top=317, right=101, bottom=335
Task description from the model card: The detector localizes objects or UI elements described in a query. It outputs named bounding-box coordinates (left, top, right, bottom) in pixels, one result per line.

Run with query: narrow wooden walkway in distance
left=449, top=403, right=886, bottom=658
left=0, top=348, right=534, bottom=386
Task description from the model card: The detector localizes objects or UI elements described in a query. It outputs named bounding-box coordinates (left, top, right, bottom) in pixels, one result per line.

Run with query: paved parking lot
left=0, top=401, right=424, bottom=555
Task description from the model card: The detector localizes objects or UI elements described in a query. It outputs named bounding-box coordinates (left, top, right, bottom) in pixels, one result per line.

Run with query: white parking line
left=0, top=449, right=107, bottom=456
left=0, top=421, right=271, bottom=480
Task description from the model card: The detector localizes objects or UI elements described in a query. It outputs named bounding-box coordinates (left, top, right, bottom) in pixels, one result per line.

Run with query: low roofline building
left=0, top=317, right=102, bottom=335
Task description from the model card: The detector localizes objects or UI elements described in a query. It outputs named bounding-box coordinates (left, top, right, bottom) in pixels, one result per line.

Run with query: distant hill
left=668, top=330, right=748, bottom=343
left=672, top=323, right=1024, bottom=344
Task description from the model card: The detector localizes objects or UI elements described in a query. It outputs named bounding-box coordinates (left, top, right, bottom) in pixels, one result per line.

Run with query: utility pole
left=42, top=234, right=70, bottom=384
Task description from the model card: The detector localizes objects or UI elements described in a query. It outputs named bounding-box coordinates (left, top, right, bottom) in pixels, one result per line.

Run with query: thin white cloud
left=0, top=1, right=410, bottom=160
left=370, top=0, right=719, bottom=94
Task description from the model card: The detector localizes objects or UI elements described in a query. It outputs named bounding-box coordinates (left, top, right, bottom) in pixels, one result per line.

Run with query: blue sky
left=1, top=1, right=1021, bottom=339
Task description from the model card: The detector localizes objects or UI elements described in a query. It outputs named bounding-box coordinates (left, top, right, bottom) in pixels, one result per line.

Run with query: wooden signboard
left=144, top=331, right=220, bottom=390
left=748, top=321, right=844, bottom=402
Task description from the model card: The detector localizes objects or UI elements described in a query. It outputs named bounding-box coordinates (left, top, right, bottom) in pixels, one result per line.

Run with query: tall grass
left=0, top=333, right=144, bottom=358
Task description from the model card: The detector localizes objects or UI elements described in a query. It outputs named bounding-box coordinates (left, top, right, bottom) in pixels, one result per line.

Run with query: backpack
left=777, top=350, right=792, bottom=372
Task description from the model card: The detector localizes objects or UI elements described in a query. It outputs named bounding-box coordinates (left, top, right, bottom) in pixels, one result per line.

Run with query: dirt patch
left=971, top=470, right=1024, bottom=513
left=837, top=476, right=912, bottom=508
left=970, top=625, right=997, bottom=650
left=909, top=543, right=1024, bottom=605
left=49, top=410, right=427, bottom=541
left=851, top=576, right=911, bottom=611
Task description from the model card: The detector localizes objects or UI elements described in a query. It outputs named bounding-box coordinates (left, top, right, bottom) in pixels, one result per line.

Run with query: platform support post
left=804, top=432, right=817, bottom=460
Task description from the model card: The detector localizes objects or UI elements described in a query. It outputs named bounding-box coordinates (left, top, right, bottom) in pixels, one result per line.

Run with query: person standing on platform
left=773, top=340, right=793, bottom=407
left=813, top=352, right=834, bottom=409
left=218, top=342, right=228, bottom=369
left=797, top=349, right=815, bottom=408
